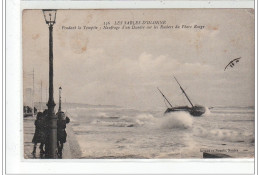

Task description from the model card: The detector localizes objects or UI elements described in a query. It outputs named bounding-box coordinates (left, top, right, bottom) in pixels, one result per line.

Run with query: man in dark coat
left=57, top=111, right=70, bottom=158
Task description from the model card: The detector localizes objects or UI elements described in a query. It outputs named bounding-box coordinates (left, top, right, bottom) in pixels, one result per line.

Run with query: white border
left=5, top=0, right=256, bottom=174
left=21, top=0, right=254, bottom=9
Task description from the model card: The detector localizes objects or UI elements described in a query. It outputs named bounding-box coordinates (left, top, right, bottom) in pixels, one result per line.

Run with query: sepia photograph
left=23, top=9, right=255, bottom=159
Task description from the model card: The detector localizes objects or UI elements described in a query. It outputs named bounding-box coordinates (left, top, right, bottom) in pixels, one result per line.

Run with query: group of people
left=32, top=110, right=70, bottom=158
left=23, top=106, right=37, bottom=114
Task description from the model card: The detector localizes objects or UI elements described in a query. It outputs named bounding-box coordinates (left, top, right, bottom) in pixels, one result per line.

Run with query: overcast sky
left=23, top=9, right=255, bottom=109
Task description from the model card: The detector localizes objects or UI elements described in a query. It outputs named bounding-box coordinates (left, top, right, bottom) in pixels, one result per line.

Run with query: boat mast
left=157, top=87, right=173, bottom=108
left=46, top=86, right=47, bottom=103
left=58, top=87, right=62, bottom=112
left=40, top=80, right=42, bottom=112
left=173, top=76, right=194, bottom=107
left=32, top=68, right=34, bottom=116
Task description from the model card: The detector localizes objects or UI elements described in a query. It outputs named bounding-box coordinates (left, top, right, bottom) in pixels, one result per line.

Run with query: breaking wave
left=160, top=112, right=193, bottom=129
left=89, top=113, right=156, bottom=127
left=193, top=126, right=254, bottom=143
left=204, top=107, right=211, bottom=116
left=96, top=112, right=109, bottom=118
left=121, top=114, right=155, bottom=126
left=89, top=111, right=195, bottom=129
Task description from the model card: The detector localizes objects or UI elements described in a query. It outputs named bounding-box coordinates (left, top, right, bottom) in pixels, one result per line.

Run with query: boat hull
left=165, top=105, right=205, bottom=117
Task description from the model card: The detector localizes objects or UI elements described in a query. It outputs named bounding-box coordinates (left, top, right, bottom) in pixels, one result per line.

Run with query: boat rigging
left=158, top=75, right=206, bottom=117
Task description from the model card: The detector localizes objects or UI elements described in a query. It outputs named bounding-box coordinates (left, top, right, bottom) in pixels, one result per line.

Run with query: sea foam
left=160, top=112, right=193, bottom=129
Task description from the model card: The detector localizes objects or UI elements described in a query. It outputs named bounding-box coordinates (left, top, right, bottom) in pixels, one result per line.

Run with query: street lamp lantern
left=42, top=9, right=57, bottom=25
left=43, top=9, right=57, bottom=158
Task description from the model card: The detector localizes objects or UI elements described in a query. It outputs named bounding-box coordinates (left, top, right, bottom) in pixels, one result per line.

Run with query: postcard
left=22, top=8, right=255, bottom=161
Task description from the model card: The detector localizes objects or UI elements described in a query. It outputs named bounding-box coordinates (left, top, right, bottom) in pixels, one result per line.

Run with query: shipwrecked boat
left=158, top=76, right=206, bottom=117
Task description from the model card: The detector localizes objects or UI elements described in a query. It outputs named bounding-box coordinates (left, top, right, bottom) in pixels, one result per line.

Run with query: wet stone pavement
left=23, top=116, right=81, bottom=159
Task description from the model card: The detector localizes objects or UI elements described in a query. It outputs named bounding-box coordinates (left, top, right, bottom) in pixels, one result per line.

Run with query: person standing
left=31, top=112, right=47, bottom=158
left=57, top=111, right=70, bottom=158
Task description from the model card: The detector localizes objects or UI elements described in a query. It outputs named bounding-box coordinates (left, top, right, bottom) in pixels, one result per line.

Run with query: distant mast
left=58, top=87, right=62, bottom=112
left=46, top=86, right=47, bottom=103
left=40, top=80, right=42, bottom=112
left=173, top=76, right=194, bottom=107
left=32, top=68, right=34, bottom=116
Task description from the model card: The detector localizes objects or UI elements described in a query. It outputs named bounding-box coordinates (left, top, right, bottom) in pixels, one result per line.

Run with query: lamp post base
left=45, top=102, right=57, bottom=159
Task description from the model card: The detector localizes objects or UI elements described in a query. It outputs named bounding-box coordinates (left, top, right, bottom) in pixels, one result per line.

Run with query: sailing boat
left=158, top=76, right=206, bottom=117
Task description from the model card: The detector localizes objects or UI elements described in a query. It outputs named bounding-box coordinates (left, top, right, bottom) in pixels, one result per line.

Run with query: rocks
left=203, top=152, right=232, bottom=158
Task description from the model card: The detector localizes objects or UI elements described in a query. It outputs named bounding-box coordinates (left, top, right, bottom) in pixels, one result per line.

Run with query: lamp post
left=43, top=9, right=57, bottom=158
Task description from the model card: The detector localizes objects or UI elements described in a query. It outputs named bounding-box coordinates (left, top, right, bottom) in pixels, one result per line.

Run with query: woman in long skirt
left=32, top=112, right=47, bottom=158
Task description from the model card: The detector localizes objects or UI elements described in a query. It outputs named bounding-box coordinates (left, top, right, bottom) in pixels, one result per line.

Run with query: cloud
left=23, top=9, right=255, bottom=108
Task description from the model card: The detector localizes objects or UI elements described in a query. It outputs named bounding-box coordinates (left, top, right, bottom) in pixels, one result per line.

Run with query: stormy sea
left=65, top=105, right=254, bottom=159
